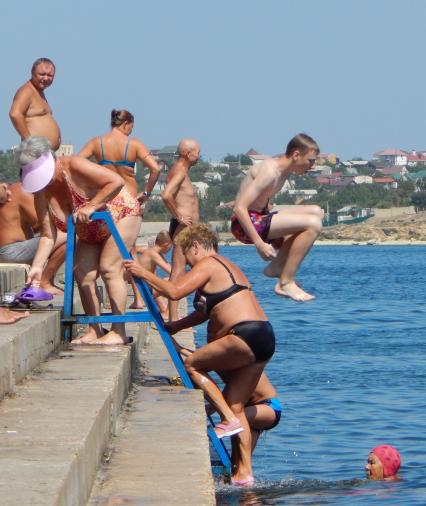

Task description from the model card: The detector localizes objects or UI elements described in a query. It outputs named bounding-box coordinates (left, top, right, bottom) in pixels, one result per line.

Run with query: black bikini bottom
left=230, top=320, right=275, bottom=362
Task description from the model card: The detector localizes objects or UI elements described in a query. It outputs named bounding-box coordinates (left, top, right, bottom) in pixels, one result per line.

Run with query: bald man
left=161, top=139, right=201, bottom=320
left=9, top=58, right=61, bottom=151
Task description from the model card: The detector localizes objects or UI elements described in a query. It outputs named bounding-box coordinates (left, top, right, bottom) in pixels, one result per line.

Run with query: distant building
left=337, top=205, right=374, bottom=223
left=56, top=143, right=74, bottom=156
left=192, top=181, right=209, bottom=198
left=204, top=171, right=222, bottom=182
left=317, top=153, right=339, bottom=165
left=277, top=179, right=294, bottom=194
left=152, top=145, right=177, bottom=167
left=311, top=165, right=332, bottom=176
left=210, top=162, right=230, bottom=170
left=376, top=165, right=408, bottom=178
left=408, top=170, right=426, bottom=183
left=353, top=175, right=373, bottom=185
left=373, top=177, right=398, bottom=189
left=245, top=149, right=271, bottom=165
left=406, top=151, right=426, bottom=167
left=373, top=149, right=407, bottom=166
left=287, top=189, right=318, bottom=200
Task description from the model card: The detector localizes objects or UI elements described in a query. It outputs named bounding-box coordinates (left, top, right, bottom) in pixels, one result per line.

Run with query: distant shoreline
left=218, top=239, right=426, bottom=246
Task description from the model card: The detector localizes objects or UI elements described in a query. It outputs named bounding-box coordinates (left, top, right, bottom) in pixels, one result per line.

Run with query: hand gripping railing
left=61, top=211, right=231, bottom=472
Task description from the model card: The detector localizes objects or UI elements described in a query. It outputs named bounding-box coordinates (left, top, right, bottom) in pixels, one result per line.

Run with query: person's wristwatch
left=142, top=191, right=151, bottom=198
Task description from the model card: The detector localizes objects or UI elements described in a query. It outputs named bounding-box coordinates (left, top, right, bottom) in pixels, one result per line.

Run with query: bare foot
left=129, top=301, right=145, bottom=309
left=71, top=327, right=102, bottom=345
left=40, top=283, right=64, bottom=295
left=0, top=307, right=30, bottom=324
left=91, top=330, right=130, bottom=345
left=263, top=263, right=280, bottom=278
left=274, top=281, right=315, bottom=301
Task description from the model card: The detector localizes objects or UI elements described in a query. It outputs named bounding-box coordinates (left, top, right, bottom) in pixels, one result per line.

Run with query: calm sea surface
left=198, top=245, right=426, bottom=505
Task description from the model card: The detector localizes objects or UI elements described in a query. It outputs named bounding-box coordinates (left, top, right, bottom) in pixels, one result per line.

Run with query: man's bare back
left=9, top=59, right=61, bottom=151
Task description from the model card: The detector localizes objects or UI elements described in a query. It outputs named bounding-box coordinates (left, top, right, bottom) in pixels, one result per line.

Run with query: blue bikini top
left=98, top=137, right=136, bottom=168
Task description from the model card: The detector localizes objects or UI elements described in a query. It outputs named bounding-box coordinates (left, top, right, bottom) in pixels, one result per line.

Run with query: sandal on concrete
left=214, top=419, right=243, bottom=439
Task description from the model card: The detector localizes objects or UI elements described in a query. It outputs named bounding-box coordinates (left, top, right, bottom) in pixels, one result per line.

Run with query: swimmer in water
left=365, top=445, right=401, bottom=481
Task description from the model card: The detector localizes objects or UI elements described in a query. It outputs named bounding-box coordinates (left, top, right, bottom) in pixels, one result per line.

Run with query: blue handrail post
left=62, top=216, right=76, bottom=341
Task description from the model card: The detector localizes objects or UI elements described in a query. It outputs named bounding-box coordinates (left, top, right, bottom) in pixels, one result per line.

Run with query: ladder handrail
left=62, top=211, right=231, bottom=471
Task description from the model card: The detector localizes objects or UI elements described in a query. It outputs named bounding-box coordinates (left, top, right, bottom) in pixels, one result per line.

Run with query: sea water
left=197, top=245, right=426, bottom=505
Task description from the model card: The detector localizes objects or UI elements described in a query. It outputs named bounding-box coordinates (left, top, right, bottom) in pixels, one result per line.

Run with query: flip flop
left=16, top=287, right=54, bottom=302
left=231, top=476, right=254, bottom=487
left=214, top=419, right=243, bottom=439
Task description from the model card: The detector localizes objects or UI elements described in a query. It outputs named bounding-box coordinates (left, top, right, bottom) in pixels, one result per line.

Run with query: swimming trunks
left=0, top=237, right=40, bottom=264
left=248, top=397, right=282, bottom=431
left=98, top=137, right=136, bottom=169
left=231, top=210, right=283, bottom=249
left=197, top=256, right=250, bottom=315
left=62, top=171, right=141, bottom=244
left=169, top=217, right=180, bottom=240
left=229, top=320, right=275, bottom=362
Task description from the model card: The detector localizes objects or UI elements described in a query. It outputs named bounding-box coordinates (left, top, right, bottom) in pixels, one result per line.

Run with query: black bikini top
left=196, top=256, right=250, bottom=315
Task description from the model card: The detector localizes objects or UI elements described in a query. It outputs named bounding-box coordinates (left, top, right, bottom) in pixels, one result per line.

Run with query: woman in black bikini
left=123, top=223, right=275, bottom=486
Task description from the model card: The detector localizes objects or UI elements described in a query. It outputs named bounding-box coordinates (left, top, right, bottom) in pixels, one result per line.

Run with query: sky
left=2, top=0, right=426, bottom=161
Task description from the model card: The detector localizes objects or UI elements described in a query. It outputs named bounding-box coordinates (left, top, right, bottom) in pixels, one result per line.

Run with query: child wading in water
left=129, top=231, right=172, bottom=317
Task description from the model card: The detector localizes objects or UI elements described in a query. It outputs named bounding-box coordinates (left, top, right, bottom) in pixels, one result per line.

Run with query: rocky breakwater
left=320, top=211, right=426, bottom=243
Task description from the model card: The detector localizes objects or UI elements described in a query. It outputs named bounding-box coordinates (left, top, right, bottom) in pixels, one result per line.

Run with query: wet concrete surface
left=89, top=306, right=215, bottom=506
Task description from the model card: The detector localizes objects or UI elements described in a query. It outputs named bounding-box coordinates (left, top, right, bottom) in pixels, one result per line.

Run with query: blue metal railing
left=61, top=211, right=231, bottom=472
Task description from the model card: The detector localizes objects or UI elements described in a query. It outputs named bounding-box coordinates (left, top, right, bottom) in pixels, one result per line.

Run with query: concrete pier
left=0, top=267, right=215, bottom=505
left=89, top=321, right=215, bottom=505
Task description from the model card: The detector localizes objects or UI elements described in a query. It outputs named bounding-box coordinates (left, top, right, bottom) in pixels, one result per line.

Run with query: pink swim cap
left=372, top=445, right=401, bottom=478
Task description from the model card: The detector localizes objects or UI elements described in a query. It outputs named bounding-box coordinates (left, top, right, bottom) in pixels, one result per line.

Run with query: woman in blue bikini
left=124, top=223, right=276, bottom=486
left=78, top=109, right=160, bottom=206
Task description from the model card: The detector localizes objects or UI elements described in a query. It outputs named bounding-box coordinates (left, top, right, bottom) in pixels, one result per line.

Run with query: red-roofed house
left=373, top=177, right=398, bottom=189
left=406, top=151, right=426, bottom=167
left=376, top=165, right=408, bottom=177
left=373, top=149, right=407, bottom=166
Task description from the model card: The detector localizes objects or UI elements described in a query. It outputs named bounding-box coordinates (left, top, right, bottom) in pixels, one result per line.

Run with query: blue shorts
left=249, top=396, right=282, bottom=431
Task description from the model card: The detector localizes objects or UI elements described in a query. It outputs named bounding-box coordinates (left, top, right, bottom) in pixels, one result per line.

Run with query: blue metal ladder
left=61, top=211, right=231, bottom=473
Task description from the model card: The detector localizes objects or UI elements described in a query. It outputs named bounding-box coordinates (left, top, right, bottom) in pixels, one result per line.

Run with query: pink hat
left=20, top=151, right=55, bottom=193
left=372, top=445, right=401, bottom=478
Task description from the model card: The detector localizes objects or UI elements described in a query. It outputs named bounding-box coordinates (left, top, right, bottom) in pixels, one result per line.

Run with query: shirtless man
left=9, top=58, right=61, bottom=151
left=161, top=139, right=200, bottom=320
left=0, top=182, right=66, bottom=294
left=232, top=133, right=323, bottom=301
left=129, top=230, right=172, bottom=315
left=0, top=183, right=11, bottom=205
